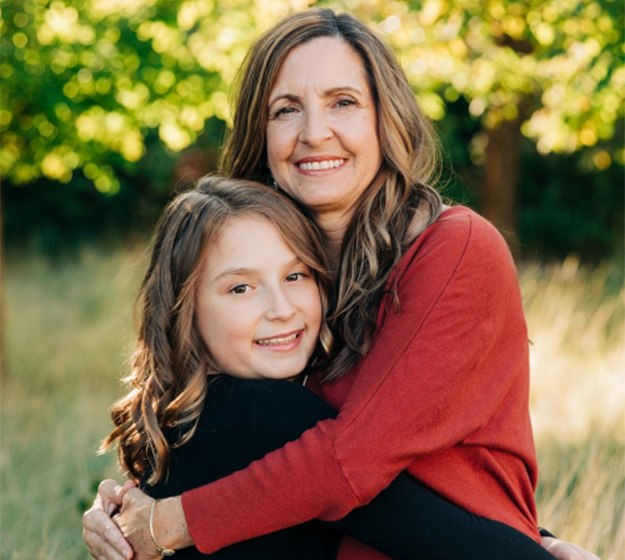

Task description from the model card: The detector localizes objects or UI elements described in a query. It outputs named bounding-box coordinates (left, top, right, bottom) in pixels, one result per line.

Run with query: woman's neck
left=313, top=213, right=348, bottom=280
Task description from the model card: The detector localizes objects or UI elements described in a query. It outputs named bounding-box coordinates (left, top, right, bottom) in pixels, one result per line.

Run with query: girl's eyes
left=227, top=272, right=309, bottom=294
left=286, top=272, right=307, bottom=282
left=229, top=284, right=251, bottom=295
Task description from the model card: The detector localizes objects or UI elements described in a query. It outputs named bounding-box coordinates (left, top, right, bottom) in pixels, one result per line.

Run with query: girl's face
left=195, top=214, right=322, bottom=380
left=266, top=36, right=382, bottom=230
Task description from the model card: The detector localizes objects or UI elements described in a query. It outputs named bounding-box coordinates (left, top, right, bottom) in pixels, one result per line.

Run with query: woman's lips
left=297, top=158, right=345, bottom=171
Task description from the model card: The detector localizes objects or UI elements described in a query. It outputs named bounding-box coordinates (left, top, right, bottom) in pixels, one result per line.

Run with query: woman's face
left=195, top=214, right=322, bottom=380
left=266, top=36, right=382, bottom=230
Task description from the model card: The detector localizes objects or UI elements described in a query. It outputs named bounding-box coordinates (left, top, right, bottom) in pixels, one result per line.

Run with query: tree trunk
left=482, top=118, right=522, bottom=258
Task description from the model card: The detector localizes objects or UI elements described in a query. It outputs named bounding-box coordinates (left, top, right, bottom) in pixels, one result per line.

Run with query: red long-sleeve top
left=182, top=206, right=540, bottom=556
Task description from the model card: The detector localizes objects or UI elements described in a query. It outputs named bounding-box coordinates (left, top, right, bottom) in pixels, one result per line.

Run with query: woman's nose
left=299, top=109, right=332, bottom=146
left=264, top=287, right=297, bottom=321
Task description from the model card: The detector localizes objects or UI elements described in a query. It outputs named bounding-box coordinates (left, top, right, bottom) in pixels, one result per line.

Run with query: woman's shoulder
left=393, top=205, right=517, bottom=288
left=415, top=205, right=513, bottom=260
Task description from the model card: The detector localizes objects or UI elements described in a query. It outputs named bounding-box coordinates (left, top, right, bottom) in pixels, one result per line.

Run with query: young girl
left=100, top=175, right=559, bottom=560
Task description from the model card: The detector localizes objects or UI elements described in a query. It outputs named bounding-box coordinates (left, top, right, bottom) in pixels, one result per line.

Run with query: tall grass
left=520, top=258, right=625, bottom=558
left=1, top=245, right=146, bottom=560
left=1, top=247, right=623, bottom=559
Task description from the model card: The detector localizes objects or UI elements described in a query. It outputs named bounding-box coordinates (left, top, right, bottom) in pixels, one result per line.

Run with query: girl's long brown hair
left=220, top=9, right=443, bottom=380
left=101, top=176, right=332, bottom=484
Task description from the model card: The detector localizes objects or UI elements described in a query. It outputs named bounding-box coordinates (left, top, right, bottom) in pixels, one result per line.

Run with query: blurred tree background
left=2, top=0, right=623, bottom=260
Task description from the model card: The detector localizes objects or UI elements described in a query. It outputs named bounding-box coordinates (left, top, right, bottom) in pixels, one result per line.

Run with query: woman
left=84, top=8, right=598, bottom=560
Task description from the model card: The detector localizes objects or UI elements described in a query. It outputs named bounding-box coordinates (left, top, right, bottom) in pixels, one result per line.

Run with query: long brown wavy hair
left=101, top=176, right=333, bottom=484
left=220, top=8, right=443, bottom=380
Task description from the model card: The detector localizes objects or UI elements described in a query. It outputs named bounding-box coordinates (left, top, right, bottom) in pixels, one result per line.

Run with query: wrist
left=154, top=496, right=193, bottom=551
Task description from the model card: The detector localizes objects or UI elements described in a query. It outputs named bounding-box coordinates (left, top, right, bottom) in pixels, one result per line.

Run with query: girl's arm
left=84, top=489, right=600, bottom=560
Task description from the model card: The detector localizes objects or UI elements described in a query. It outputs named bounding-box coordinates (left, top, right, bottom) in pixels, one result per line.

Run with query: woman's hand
left=83, top=479, right=136, bottom=560
left=542, top=536, right=601, bottom=560
left=113, top=488, right=160, bottom=560
left=114, top=488, right=192, bottom=560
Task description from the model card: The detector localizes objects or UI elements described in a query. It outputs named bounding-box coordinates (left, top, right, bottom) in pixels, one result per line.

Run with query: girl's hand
left=83, top=479, right=136, bottom=560
left=114, top=488, right=192, bottom=560
left=542, top=536, right=601, bottom=560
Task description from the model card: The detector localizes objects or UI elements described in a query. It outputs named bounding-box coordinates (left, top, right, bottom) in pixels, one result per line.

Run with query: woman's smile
left=296, top=157, right=347, bottom=172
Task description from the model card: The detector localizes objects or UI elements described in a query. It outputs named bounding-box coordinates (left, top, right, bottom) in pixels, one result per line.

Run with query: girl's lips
left=254, top=330, right=303, bottom=348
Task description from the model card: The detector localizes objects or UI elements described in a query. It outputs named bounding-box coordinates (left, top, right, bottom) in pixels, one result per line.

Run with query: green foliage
left=1, top=0, right=276, bottom=192
left=360, top=0, right=624, bottom=160
left=1, top=0, right=623, bottom=260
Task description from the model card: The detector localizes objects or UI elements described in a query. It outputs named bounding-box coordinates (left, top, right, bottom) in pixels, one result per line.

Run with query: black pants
left=145, top=376, right=555, bottom=560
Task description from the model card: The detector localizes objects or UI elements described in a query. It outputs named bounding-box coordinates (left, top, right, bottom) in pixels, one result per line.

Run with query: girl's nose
left=264, top=287, right=297, bottom=321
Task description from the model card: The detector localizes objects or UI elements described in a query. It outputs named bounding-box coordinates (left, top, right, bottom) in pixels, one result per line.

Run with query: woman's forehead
left=270, top=37, right=368, bottom=95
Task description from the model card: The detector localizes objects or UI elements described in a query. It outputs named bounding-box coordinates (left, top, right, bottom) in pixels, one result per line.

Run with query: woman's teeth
left=298, top=159, right=343, bottom=171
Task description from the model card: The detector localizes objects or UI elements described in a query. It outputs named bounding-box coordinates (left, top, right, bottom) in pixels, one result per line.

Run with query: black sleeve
left=144, top=376, right=340, bottom=560
left=233, top=379, right=556, bottom=560
left=149, top=377, right=554, bottom=560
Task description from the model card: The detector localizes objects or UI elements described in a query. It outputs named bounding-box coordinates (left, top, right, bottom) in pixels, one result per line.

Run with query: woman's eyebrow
left=268, top=86, right=364, bottom=107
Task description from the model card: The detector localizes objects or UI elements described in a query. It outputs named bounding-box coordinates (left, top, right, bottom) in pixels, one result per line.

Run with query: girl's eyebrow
left=268, top=86, right=364, bottom=107
left=211, top=257, right=305, bottom=283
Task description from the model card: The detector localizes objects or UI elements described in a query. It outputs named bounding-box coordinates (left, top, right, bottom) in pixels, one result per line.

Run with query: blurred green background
left=2, top=1, right=624, bottom=559
left=2, top=0, right=623, bottom=259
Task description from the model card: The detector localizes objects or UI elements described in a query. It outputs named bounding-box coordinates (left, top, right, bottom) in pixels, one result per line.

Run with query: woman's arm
left=84, top=494, right=601, bottom=560
left=87, top=373, right=600, bottom=560
left=113, top=378, right=556, bottom=560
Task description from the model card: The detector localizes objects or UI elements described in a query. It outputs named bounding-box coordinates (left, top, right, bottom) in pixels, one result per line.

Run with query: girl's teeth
left=299, top=159, right=343, bottom=171
left=257, top=332, right=299, bottom=346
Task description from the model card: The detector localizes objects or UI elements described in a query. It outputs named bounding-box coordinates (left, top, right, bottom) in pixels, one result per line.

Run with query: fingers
left=115, top=480, right=137, bottom=504
left=83, top=507, right=134, bottom=560
left=98, top=478, right=137, bottom=516
left=121, top=486, right=145, bottom=504
left=98, top=479, right=125, bottom=515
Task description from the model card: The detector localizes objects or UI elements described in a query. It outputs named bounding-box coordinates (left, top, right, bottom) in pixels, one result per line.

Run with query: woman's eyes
left=270, top=97, right=357, bottom=119
left=335, top=97, right=356, bottom=108
left=271, top=106, right=298, bottom=119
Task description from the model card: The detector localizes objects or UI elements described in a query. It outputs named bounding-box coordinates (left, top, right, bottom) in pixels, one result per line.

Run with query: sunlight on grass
left=522, top=256, right=625, bottom=445
left=2, top=247, right=623, bottom=559
left=520, top=256, right=625, bottom=558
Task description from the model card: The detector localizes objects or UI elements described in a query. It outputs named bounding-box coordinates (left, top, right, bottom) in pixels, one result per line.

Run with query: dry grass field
left=2, top=246, right=623, bottom=559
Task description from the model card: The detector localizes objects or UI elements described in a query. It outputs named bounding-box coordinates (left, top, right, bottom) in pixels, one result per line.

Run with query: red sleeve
left=182, top=208, right=531, bottom=553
